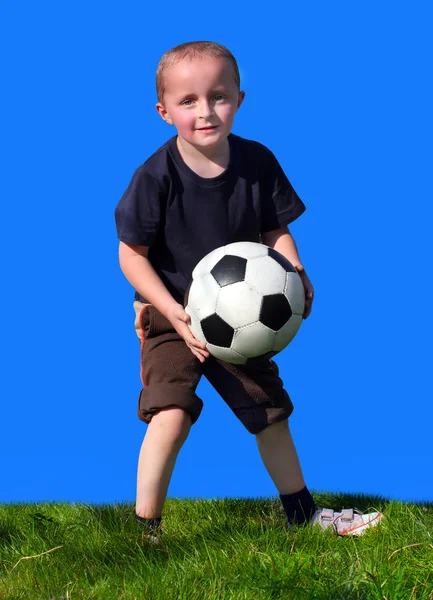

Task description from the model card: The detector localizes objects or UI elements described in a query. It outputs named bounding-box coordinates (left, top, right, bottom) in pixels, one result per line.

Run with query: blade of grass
left=10, top=545, right=63, bottom=571
left=388, top=543, right=433, bottom=561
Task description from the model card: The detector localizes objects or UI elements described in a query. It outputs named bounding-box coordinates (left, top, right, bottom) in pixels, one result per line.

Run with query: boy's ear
left=237, top=91, right=246, bottom=110
left=156, top=102, right=174, bottom=125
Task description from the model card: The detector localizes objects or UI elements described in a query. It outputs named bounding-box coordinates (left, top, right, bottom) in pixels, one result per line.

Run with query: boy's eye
left=181, top=95, right=225, bottom=106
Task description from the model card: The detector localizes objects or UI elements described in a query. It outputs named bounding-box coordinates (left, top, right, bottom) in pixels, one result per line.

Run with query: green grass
left=1, top=493, right=433, bottom=599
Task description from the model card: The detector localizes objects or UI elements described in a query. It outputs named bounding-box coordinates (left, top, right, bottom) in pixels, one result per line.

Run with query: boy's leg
left=136, top=407, right=192, bottom=519
left=255, top=418, right=305, bottom=495
left=203, top=357, right=316, bottom=525
left=132, top=302, right=204, bottom=531
left=255, top=418, right=317, bottom=524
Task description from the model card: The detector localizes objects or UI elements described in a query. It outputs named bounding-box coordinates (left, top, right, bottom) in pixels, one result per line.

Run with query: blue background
left=1, top=1, right=432, bottom=505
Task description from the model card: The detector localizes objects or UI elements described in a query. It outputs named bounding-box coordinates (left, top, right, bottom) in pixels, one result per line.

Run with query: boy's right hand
left=165, top=303, right=210, bottom=363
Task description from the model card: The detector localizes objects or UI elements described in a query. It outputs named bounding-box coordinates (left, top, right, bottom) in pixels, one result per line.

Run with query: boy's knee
left=153, top=406, right=192, bottom=428
left=149, top=407, right=193, bottom=445
left=255, top=417, right=288, bottom=438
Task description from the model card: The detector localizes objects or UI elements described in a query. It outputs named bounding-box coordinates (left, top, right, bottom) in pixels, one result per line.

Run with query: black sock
left=135, top=513, right=162, bottom=534
left=279, top=486, right=317, bottom=526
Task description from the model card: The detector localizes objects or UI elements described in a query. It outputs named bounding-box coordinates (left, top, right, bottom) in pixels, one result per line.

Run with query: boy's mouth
left=197, top=126, right=218, bottom=131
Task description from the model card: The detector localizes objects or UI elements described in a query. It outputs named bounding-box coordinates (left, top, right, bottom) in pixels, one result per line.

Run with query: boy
left=115, top=41, right=382, bottom=542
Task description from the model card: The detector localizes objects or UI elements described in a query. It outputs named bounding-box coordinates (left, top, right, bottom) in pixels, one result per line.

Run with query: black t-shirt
left=115, top=133, right=306, bottom=304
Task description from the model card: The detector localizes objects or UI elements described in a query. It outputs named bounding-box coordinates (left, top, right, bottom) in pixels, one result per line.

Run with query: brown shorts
left=133, top=301, right=294, bottom=435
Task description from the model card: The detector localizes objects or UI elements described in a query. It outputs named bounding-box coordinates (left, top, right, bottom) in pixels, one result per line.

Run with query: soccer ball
left=184, top=241, right=305, bottom=364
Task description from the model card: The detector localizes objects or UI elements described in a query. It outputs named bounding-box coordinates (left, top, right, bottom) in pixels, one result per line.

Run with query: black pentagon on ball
left=201, top=313, right=235, bottom=348
left=267, top=248, right=297, bottom=273
left=260, top=294, right=292, bottom=331
left=211, top=254, right=247, bottom=287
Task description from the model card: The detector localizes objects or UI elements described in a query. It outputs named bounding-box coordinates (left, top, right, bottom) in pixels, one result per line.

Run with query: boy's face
left=156, top=56, right=245, bottom=152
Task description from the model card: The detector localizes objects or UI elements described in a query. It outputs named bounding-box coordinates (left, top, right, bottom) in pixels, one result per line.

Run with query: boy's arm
left=262, top=226, right=303, bottom=268
left=118, top=241, right=178, bottom=318
left=118, top=241, right=210, bottom=361
left=261, top=226, right=314, bottom=319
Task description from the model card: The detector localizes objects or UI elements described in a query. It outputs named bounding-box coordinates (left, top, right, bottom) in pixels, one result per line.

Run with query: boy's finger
left=188, top=344, right=207, bottom=362
left=191, top=348, right=204, bottom=362
left=183, top=327, right=207, bottom=351
left=177, top=321, right=209, bottom=354
left=182, top=334, right=208, bottom=357
left=186, top=332, right=205, bottom=349
left=193, top=343, right=209, bottom=357
left=190, top=340, right=209, bottom=357
left=303, top=303, right=312, bottom=318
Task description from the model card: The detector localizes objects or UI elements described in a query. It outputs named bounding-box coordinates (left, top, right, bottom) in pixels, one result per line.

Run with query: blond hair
left=156, top=41, right=241, bottom=103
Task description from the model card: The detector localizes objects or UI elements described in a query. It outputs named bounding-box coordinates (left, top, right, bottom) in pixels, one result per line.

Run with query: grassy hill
left=1, top=492, right=432, bottom=599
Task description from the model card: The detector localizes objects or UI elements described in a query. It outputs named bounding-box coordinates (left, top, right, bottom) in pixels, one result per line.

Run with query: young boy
left=115, top=41, right=382, bottom=542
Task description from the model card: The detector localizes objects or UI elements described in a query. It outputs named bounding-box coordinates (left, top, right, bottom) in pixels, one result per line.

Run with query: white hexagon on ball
left=216, top=281, right=262, bottom=329
left=245, top=255, right=287, bottom=296
left=186, top=273, right=220, bottom=320
left=284, top=272, right=305, bottom=316
left=206, top=343, right=246, bottom=365
left=273, top=315, right=303, bottom=352
left=185, top=309, right=207, bottom=345
left=232, top=322, right=277, bottom=358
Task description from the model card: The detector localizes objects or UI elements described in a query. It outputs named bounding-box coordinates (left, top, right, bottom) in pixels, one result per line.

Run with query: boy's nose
left=198, top=102, right=214, bottom=120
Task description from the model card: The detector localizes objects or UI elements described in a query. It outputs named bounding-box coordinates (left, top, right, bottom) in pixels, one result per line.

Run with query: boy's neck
left=176, top=136, right=230, bottom=178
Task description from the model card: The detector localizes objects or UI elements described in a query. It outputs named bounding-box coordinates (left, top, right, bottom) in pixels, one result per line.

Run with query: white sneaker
left=311, top=508, right=383, bottom=536
left=143, top=533, right=161, bottom=544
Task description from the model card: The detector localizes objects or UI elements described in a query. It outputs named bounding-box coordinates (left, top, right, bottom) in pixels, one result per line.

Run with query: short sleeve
left=115, top=166, right=165, bottom=246
left=259, top=146, right=306, bottom=233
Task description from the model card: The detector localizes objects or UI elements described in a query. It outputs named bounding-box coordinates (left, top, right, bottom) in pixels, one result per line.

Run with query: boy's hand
left=165, top=303, right=210, bottom=363
left=295, top=266, right=314, bottom=319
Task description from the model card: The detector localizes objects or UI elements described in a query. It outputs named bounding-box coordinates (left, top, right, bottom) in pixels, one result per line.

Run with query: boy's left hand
left=295, top=266, right=314, bottom=319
